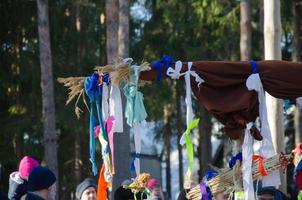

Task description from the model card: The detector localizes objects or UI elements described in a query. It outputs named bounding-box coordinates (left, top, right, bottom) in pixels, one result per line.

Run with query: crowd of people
left=0, top=155, right=294, bottom=200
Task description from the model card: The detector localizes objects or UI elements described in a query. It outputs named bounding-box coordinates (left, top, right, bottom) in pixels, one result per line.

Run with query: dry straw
left=186, top=153, right=291, bottom=200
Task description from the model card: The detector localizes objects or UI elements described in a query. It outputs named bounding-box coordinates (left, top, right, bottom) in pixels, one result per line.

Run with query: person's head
left=19, top=156, right=40, bottom=180
left=257, top=187, right=288, bottom=200
left=114, top=186, right=147, bottom=200
left=213, top=193, right=229, bottom=200
left=27, top=166, right=56, bottom=200
left=76, top=178, right=97, bottom=200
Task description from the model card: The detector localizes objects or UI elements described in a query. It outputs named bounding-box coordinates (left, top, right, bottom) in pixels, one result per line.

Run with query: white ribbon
left=133, top=122, right=142, bottom=176
left=297, top=97, right=302, bottom=109
left=167, top=61, right=204, bottom=145
left=242, top=122, right=255, bottom=200
left=246, top=73, right=280, bottom=187
left=109, top=86, right=123, bottom=133
left=102, top=84, right=109, bottom=121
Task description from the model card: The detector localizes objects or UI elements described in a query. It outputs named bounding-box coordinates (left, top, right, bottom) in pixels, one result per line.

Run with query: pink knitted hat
left=18, top=156, right=40, bottom=179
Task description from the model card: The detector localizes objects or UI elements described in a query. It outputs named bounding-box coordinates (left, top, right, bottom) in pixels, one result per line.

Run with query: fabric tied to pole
left=151, top=55, right=173, bottom=81
left=246, top=61, right=280, bottom=187
left=84, top=72, right=101, bottom=175
left=84, top=72, right=110, bottom=175
left=253, top=155, right=268, bottom=177
left=97, top=164, right=109, bottom=200
left=166, top=61, right=204, bottom=145
left=109, top=85, right=123, bottom=132
left=101, top=73, right=110, bottom=121
left=228, top=152, right=242, bottom=169
left=199, top=182, right=209, bottom=200
left=106, top=116, right=115, bottom=174
left=242, top=122, right=256, bottom=200
left=130, top=153, right=141, bottom=174
left=184, top=118, right=200, bottom=179
left=124, top=66, right=147, bottom=127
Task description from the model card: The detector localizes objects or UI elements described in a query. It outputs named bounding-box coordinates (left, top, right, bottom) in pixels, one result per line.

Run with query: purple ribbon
left=199, top=182, right=209, bottom=200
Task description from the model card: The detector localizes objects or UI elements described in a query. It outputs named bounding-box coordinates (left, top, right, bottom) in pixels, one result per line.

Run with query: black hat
left=27, top=166, right=56, bottom=191
left=76, top=178, right=97, bottom=199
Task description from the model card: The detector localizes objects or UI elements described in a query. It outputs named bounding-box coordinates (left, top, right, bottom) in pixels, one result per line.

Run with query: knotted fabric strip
left=245, top=61, right=280, bottom=187
left=242, top=122, right=256, bottom=200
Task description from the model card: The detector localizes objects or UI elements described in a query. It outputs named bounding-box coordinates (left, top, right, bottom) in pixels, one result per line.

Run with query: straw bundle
left=186, top=153, right=291, bottom=200
left=57, top=77, right=84, bottom=105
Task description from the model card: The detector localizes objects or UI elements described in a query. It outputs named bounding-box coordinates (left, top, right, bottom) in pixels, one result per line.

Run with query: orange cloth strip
left=252, top=155, right=268, bottom=177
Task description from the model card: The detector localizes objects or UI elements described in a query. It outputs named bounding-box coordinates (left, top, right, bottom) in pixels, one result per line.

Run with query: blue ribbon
left=151, top=55, right=173, bottom=81
left=249, top=60, right=259, bottom=74
left=228, top=152, right=242, bottom=168
left=204, top=169, right=218, bottom=182
left=130, top=153, right=141, bottom=172
left=84, top=72, right=110, bottom=175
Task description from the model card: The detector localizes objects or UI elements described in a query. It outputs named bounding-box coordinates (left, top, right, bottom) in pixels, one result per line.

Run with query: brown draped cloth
left=140, top=60, right=302, bottom=139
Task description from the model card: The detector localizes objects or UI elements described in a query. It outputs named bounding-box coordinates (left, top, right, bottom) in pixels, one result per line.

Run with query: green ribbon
left=298, top=191, right=302, bottom=200
left=185, top=118, right=200, bottom=179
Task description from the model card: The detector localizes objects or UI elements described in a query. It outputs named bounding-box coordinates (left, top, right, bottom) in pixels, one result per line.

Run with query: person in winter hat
left=8, top=156, right=40, bottom=200
left=25, top=166, right=56, bottom=200
left=76, top=178, right=97, bottom=200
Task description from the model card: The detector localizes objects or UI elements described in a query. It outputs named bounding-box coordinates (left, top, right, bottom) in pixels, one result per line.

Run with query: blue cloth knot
left=151, top=55, right=173, bottom=81
left=84, top=72, right=101, bottom=103
left=130, top=153, right=141, bottom=172
left=228, top=152, right=242, bottom=168
left=204, top=169, right=218, bottom=182
left=249, top=60, right=259, bottom=74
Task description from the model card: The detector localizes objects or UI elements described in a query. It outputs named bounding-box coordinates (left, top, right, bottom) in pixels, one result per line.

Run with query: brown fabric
left=140, top=60, right=302, bottom=139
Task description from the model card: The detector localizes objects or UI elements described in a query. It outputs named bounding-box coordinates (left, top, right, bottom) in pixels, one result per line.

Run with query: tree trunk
left=163, top=106, right=171, bottom=198
left=176, top=82, right=184, bottom=189
left=197, top=105, right=212, bottom=180
left=293, top=0, right=302, bottom=145
left=240, top=0, right=252, bottom=61
left=37, top=0, right=58, bottom=198
left=118, top=0, right=129, bottom=58
left=106, top=0, right=119, bottom=63
left=263, top=0, right=286, bottom=193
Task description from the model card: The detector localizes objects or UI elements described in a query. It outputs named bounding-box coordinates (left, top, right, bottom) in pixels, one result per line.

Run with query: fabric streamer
left=253, top=155, right=268, bottom=177
left=106, top=116, right=115, bottom=174
left=228, top=152, right=242, bottom=169
left=184, top=118, right=200, bottom=179
left=102, top=73, right=110, bottom=121
left=97, top=164, right=109, bottom=200
left=133, top=123, right=142, bottom=175
left=84, top=72, right=101, bottom=175
left=242, top=122, right=256, bottom=200
left=166, top=61, right=204, bottom=145
left=109, top=85, right=123, bottom=132
left=245, top=61, right=280, bottom=187
left=199, top=182, right=209, bottom=200
left=124, top=64, right=147, bottom=176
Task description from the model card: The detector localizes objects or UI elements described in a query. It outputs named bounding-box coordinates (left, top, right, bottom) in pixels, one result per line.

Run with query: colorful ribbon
left=228, top=152, right=242, bottom=168
left=97, top=164, right=109, bottom=200
left=199, top=182, right=209, bottom=200
left=130, top=153, right=141, bottom=173
left=253, top=155, right=268, bottom=177
left=151, top=55, right=173, bottom=81
left=185, top=118, right=199, bottom=178
left=84, top=72, right=110, bottom=175
left=246, top=61, right=280, bottom=187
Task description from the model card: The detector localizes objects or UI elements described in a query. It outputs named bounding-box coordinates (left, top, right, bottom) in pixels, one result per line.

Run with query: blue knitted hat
left=27, top=166, right=56, bottom=191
